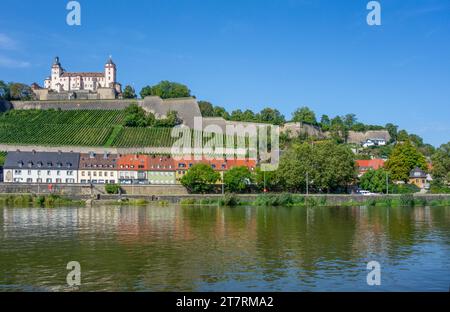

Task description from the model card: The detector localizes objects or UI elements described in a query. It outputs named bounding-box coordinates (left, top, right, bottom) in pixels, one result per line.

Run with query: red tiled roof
left=355, top=159, right=385, bottom=171
left=117, top=154, right=150, bottom=171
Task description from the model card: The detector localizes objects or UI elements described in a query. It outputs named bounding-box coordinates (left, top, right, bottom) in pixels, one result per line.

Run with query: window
left=57, top=171, right=61, bottom=176
left=28, top=170, right=32, bottom=175
left=15, top=170, right=22, bottom=175
left=56, top=178, right=62, bottom=183
left=81, top=171, right=85, bottom=176
left=27, top=178, right=32, bottom=183
left=46, top=178, right=52, bottom=183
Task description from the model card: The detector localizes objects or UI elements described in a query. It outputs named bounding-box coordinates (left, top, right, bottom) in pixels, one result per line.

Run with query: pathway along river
left=0, top=205, right=449, bottom=291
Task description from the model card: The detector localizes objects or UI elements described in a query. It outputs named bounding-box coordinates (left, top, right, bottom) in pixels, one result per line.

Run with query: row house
left=117, top=154, right=149, bottom=184
left=78, top=152, right=118, bottom=184
left=3, top=151, right=79, bottom=184
left=2, top=151, right=258, bottom=185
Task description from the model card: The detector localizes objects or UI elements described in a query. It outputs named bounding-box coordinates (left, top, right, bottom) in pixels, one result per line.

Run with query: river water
left=0, top=205, right=449, bottom=291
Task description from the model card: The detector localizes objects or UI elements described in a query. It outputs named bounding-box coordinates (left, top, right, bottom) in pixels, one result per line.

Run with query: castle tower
left=104, top=56, right=116, bottom=88
left=51, top=57, right=63, bottom=90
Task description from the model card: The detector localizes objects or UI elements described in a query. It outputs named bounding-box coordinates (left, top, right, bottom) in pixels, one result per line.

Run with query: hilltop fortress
left=32, top=57, right=122, bottom=100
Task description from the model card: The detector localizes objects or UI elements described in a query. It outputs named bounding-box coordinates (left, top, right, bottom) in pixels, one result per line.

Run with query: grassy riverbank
left=180, top=193, right=450, bottom=208
left=0, top=194, right=85, bottom=208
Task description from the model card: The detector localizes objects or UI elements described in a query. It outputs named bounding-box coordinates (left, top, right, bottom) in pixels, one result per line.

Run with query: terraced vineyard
left=0, top=109, right=249, bottom=148
left=0, top=151, right=6, bottom=166
left=0, top=110, right=123, bottom=147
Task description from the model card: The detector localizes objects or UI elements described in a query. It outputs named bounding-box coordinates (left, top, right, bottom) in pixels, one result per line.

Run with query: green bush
left=391, top=184, right=420, bottom=194
left=105, top=184, right=121, bottom=194
left=399, top=194, right=415, bottom=207
left=219, top=194, right=240, bottom=207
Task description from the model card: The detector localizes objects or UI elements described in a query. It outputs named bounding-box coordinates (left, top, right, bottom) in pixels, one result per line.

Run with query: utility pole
left=222, top=173, right=224, bottom=195
left=264, top=170, right=267, bottom=193
left=386, top=171, right=389, bottom=195
left=306, top=172, right=309, bottom=196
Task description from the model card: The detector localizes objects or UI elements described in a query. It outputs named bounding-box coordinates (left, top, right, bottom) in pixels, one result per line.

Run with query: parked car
left=358, top=190, right=377, bottom=196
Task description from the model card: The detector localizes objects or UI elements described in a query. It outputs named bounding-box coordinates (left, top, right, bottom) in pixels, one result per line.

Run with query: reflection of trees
left=0, top=204, right=449, bottom=291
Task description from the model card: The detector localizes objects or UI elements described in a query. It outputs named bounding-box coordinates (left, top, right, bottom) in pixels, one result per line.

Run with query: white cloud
left=0, top=33, right=18, bottom=50
left=0, top=55, right=30, bottom=68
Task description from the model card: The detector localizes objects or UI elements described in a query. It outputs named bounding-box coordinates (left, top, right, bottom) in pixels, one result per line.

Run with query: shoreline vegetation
left=1, top=193, right=450, bottom=208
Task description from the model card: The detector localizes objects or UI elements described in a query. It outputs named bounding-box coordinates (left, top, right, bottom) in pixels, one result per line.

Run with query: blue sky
left=0, top=0, right=449, bottom=146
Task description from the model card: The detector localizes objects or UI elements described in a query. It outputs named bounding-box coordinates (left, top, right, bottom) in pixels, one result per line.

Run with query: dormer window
left=17, top=161, right=23, bottom=168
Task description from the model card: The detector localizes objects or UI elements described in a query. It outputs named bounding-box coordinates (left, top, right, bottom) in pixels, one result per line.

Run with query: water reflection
left=0, top=205, right=449, bottom=291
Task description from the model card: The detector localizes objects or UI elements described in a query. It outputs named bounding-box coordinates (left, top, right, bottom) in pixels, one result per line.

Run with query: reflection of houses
left=78, top=152, right=118, bottom=184
left=3, top=151, right=79, bottom=184
left=409, top=167, right=431, bottom=190
left=355, top=159, right=385, bottom=177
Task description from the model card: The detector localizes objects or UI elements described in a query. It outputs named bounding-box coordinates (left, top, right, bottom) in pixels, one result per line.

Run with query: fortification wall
left=10, top=99, right=140, bottom=110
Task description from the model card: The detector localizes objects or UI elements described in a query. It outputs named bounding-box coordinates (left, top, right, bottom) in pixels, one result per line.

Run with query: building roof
left=117, top=154, right=150, bottom=171
left=61, top=72, right=105, bottom=78
left=355, top=159, right=385, bottom=171
left=4, top=151, right=80, bottom=170
left=79, top=153, right=118, bottom=169
left=409, top=167, right=427, bottom=178
left=148, top=155, right=175, bottom=171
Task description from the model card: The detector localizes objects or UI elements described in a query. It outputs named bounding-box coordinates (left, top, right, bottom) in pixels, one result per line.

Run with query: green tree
left=140, top=85, right=152, bottom=98
left=8, top=83, right=34, bottom=100
left=254, top=168, right=279, bottom=192
left=140, top=80, right=191, bottom=99
left=320, top=114, right=331, bottom=131
left=122, top=85, right=137, bottom=99
left=385, top=141, right=427, bottom=182
left=0, top=80, right=10, bottom=100
left=431, top=142, right=450, bottom=184
left=276, top=141, right=355, bottom=193
left=360, top=168, right=389, bottom=193
left=258, top=108, right=285, bottom=125
left=397, top=130, right=409, bottom=142
left=230, top=109, right=244, bottom=121
left=213, top=106, right=230, bottom=120
left=181, top=163, right=220, bottom=193
left=330, top=116, right=348, bottom=143
left=343, top=113, right=357, bottom=129
left=123, top=103, right=149, bottom=127
left=223, top=166, right=253, bottom=193
left=385, top=123, right=398, bottom=143
left=292, top=107, right=317, bottom=125
left=154, top=110, right=182, bottom=127
left=198, top=101, right=215, bottom=117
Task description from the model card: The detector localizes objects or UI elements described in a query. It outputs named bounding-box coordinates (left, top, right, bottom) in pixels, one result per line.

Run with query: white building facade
left=44, top=56, right=120, bottom=93
left=3, top=152, right=79, bottom=184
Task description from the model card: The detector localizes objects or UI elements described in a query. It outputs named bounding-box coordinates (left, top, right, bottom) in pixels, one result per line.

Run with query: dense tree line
left=0, top=80, right=35, bottom=101
left=181, top=141, right=356, bottom=194
left=123, top=104, right=182, bottom=128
